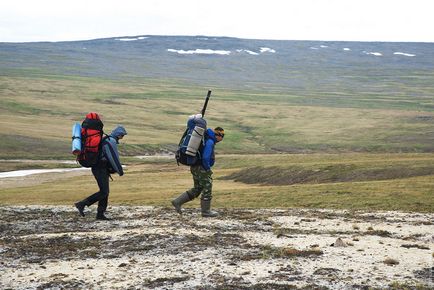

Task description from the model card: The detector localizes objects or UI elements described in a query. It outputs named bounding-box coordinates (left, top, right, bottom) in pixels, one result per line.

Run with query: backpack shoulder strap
left=98, top=133, right=109, bottom=157
left=178, top=128, right=189, bottom=146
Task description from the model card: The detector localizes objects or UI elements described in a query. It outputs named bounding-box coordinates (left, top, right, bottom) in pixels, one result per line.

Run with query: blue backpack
left=176, top=117, right=207, bottom=166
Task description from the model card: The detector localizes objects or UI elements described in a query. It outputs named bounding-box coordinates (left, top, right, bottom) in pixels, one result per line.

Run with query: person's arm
left=201, top=139, right=214, bottom=172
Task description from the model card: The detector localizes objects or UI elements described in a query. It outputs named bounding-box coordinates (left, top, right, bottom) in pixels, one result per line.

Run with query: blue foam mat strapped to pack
left=72, top=122, right=82, bottom=155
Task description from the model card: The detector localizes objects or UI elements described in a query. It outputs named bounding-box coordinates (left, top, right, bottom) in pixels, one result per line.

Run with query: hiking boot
left=171, top=192, right=191, bottom=214
left=201, top=199, right=219, bottom=218
left=74, top=201, right=86, bottom=217
left=96, top=213, right=112, bottom=221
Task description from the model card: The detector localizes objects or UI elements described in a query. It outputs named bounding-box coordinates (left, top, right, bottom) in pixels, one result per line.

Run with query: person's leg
left=75, top=165, right=110, bottom=218
left=198, top=169, right=218, bottom=217
left=95, top=168, right=110, bottom=219
left=171, top=191, right=191, bottom=214
left=75, top=166, right=105, bottom=216
left=85, top=166, right=107, bottom=205
left=187, top=166, right=204, bottom=199
left=171, top=165, right=203, bottom=214
left=96, top=188, right=109, bottom=217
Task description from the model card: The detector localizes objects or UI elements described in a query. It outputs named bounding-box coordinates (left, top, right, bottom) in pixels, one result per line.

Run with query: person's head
left=214, top=127, right=225, bottom=143
left=111, top=125, right=127, bottom=140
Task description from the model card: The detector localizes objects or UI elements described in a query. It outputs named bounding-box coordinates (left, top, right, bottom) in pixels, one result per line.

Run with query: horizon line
left=1, top=34, right=433, bottom=44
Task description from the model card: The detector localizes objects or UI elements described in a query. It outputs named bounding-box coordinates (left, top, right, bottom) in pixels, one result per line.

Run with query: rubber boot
left=171, top=192, right=191, bottom=214
left=74, top=200, right=87, bottom=217
left=201, top=199, right=219, bottom=217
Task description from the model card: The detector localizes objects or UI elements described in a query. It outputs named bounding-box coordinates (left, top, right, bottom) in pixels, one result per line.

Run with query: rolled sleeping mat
left=72, top=122, right=82, bottom=155
left=186, top=126, right=205, bottom=156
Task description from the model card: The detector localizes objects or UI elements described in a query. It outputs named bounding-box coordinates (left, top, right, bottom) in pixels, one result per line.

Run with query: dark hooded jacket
left=101, top=126, right=127, bottom=176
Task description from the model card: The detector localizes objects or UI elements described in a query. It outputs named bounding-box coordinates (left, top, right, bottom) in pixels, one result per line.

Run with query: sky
left=1, top=0, right=433, bottom=43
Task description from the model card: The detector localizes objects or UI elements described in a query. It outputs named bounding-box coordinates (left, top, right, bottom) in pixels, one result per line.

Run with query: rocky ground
left=0, top=205, right=433, bottom=289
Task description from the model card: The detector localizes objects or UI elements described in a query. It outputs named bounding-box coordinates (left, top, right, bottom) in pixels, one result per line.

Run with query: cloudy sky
left=1, top=0, right=433, bottom=43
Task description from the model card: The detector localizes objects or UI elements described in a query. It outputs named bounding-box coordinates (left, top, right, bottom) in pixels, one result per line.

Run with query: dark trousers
left=85, top=162, right=110, bottom=214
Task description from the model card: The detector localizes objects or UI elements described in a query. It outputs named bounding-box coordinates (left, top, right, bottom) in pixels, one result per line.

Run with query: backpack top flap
left=82, top=112, right=103, bottom=131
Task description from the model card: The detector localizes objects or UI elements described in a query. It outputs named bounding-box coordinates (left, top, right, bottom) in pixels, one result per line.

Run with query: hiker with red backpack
left=74, top=112, right=127, bottom=220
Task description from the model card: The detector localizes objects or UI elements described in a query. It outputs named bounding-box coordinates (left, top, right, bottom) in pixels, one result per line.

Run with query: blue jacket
left=200, top=129, right=217, bottom=171
left=101, top=126, right=127, bottom=176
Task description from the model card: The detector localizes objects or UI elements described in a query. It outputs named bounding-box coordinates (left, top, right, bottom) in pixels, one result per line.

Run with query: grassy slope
left=0, top=74, right=433, bottom=212
left=1, top=75, right=434, bottom=160
left=0, top=154, right=433, bottom=212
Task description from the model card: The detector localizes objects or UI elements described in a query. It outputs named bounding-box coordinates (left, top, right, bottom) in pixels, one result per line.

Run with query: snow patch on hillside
left=259, top=47, right=276, bottom=53
left=167, top=49, right=231, bottom=55
left=394, top=52, right=416, bottom=57
left=116, top=37, right=148, bottom=41
left=236, top=49, right=259, bottom=55
left=168, top=47, right=276, bottom=56
left=365, top=51, right=383, bottom=56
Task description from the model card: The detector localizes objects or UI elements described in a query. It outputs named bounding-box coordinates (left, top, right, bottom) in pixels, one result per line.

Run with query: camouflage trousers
left=186, top=165, right=213, bottom=201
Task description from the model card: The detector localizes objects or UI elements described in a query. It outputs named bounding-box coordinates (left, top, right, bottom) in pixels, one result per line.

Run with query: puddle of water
left=135, top=154, right=174, bottom=159
left=0, top=159, right=76, bottom=164
left=0, top=168, right=89, bottom=179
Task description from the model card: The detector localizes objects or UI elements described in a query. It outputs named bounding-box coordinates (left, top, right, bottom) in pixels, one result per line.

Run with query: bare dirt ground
left=0, top=205, right=433, bottom=289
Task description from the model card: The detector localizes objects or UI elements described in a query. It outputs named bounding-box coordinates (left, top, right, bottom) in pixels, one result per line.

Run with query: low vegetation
left=0, top=65, right=433, bottom=213
left=221, top=164, right=434, bottom=185
left=267, top=246, right=323, bottom=258
left=383, top=257, right=400, bottom=265
left=1, top=73, right=434, bottom=160
left=1, top=153, right=433, bottom=212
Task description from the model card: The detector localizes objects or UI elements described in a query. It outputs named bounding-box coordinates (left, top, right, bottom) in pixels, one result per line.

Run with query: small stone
left=332, top=238, right=348, bottom=247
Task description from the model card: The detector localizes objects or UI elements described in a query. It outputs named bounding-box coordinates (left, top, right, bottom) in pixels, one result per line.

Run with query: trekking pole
left=201, top=90, right=212, bottom=117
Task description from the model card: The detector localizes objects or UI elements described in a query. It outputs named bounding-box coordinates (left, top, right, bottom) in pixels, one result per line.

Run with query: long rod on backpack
left=201, top=90, right=212, bottom=117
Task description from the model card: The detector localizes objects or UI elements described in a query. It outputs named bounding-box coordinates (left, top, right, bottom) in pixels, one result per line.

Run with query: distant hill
left=1, top=35, right=434, bottom=102
left=1, top=35, right=434, bottom=158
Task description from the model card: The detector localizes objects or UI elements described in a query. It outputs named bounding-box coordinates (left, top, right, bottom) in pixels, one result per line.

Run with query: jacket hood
left=206, top=128, right=217, bottom=142
left=111, top=126, right=127, bottom=139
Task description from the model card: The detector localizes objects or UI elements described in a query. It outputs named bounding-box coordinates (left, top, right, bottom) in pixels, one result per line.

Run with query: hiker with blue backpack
left=73, top=112, right=127, bottom=220
left=173, top=111, right=225, bottom=217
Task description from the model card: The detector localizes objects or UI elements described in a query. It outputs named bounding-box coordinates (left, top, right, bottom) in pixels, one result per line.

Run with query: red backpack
left=77, top=112, right=104, bottom=167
